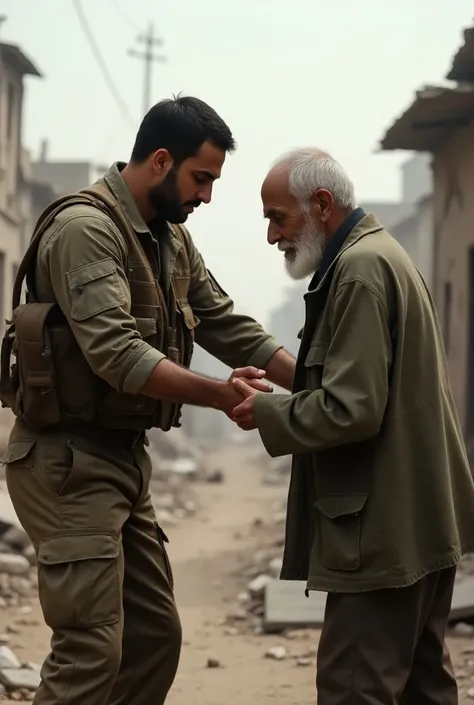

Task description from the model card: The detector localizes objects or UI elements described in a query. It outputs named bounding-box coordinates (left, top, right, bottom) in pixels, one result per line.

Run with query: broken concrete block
left=0, top=667, right=41, bottom=690
left=263, top=580, right=326, bottom=632
left=0, top=645, right=21, bottom=669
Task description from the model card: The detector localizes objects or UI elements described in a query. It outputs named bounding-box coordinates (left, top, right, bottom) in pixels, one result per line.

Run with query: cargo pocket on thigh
left=37, top=532, right=121, bottom=630
left=314, top=495, right=367, bottom=571
left=155, top=522, right=174, bottom=591
left=1, top=439, right=36, bottom=469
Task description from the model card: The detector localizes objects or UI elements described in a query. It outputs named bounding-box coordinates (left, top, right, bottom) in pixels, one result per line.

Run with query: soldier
left=233, top=148, right=474, bottom=705
left=0, top=96, right=295, bottom=705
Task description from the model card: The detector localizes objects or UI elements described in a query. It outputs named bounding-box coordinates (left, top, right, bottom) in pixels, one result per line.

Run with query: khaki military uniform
left=3, top=163, right=281, bottom=705
left=254, top=213, right=474, bottom=704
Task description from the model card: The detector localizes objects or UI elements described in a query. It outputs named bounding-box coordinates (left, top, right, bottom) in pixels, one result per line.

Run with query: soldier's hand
left=228, top=367, right=273, bottom=394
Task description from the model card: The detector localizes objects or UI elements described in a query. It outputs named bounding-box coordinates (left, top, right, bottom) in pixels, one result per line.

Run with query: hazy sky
left=2, top=0, right=473, bottom=326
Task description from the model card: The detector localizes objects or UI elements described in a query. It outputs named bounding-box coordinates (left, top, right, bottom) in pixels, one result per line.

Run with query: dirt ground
left=1, top=445, right=474, bottom=704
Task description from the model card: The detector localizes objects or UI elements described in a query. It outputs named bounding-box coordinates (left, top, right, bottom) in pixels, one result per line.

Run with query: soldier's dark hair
left=130, top=94, right=236, bottom=164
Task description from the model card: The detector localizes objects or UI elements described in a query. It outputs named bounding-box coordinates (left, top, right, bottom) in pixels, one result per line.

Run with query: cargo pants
left=3, top=420, right=182, bottom=705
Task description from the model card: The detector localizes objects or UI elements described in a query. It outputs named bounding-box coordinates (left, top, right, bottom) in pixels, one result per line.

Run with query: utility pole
left=129, top=23, right=166, bottom=116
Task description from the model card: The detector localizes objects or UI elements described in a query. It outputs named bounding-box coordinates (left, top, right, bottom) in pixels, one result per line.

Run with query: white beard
left=279, top=220, right=326, bottom=280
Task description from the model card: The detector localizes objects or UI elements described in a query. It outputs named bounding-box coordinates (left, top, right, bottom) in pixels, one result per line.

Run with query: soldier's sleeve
left=38, top=209, right=165, bottom=394
left=185, top=230, right=282, bottom=369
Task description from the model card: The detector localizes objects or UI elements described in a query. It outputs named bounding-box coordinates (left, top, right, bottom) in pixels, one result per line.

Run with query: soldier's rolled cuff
left=122, top=348, right=166, bottom=395
left=245, top=339, right=283, bottom=370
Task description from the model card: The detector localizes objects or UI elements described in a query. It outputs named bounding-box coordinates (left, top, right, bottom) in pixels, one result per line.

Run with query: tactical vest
left=0, top=183, right=197, bottom=432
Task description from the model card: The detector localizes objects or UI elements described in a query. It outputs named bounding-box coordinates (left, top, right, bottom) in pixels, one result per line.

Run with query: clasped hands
left=221, top=366, right=271, bottom=431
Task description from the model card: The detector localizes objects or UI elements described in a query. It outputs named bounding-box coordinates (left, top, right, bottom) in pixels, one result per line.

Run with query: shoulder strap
left=11, top=193, right=102, bottom=312
left=11, top=184, right=131, bottom=314
left=80, top=184, right=135, bottom=238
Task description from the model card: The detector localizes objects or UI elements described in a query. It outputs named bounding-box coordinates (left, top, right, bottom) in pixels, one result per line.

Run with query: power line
left=129, top=22, right=166, bottom=116
left=112, top=0, right=139, bottom=31
left=72, top=0, right=136, bottom=130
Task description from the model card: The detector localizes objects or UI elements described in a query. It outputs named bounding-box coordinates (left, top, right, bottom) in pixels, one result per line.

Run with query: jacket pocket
left=314, top=494, right=367, bottom=571
left=177, top=299, right=200, bottom=332
left=67, top=257, right=125, bottom=322
left=304, top=343, right=328, bottom=389
left=37, top=531, right=121, bottom=630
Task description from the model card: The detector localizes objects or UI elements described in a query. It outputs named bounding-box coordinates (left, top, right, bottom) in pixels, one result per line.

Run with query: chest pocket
left=177, top=300, right=199, bottom=334
left=176, top=299, right=200, bottom=369
left=304, top=342, right=328, bottom=390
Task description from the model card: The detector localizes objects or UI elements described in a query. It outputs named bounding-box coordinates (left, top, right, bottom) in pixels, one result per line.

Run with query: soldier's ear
left=152, top=149, right=174, bottom=178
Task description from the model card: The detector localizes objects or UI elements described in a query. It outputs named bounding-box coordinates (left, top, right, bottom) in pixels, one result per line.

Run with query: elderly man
left=233, top=148, right=474, bottom=704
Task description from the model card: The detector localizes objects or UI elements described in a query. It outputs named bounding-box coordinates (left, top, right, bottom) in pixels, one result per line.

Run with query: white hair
left=273, top=148, right=357, bottom=211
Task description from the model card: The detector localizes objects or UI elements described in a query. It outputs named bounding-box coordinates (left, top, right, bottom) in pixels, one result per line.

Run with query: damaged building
left=380, top=24, right=474, bottom=447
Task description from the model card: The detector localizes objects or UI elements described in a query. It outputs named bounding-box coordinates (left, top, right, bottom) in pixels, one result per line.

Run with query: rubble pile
left=0, top=644, right=41, bottom=701
left=224, top=502, right=287, bottom=635
left=148, top=426, right=211, bottom=527
left=0, top=524, right=37, bottom=610
left=257, top=453, right=291, bottom=487
left=225, top=456, right=474, bottom=645
left=152, top=473, right=198, bottom=528
left=458, top=553, right=474, bottom=578
left=453, top=644, right=474, bottom=701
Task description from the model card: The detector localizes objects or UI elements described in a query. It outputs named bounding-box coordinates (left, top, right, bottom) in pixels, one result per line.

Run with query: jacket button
left=77, top=285, right=84, bottom=295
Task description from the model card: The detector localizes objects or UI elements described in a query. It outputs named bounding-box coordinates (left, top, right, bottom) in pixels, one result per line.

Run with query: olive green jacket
left=255, top=213, right=474, bottom=593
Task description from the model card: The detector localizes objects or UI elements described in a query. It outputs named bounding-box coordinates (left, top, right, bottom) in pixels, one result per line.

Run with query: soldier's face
left=148, top=141, right=225, bottom=224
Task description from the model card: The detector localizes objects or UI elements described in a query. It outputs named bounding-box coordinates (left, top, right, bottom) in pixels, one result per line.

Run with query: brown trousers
left=317, top=567, right=458, bottom=705
left=4, top=422, right=182, bottom=705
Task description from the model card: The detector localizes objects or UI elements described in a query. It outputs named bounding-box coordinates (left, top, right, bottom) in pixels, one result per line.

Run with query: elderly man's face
left=261, top=168, right=326, bottom=280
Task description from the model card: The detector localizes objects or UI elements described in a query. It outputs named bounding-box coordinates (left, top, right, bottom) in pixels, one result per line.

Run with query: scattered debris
left=206, top=658, right=221, bottom=669
left=0, top=647, right=42, bottom=699
left=0, top=555, right=30, bottom=576
left=0, top=514, right=39, bottom=610
left=265, top=646, right=287, bottom=661
left=148, top=427, right=208, bottom=480
left=206, top=470, right=224, bottom=484
left=260, top=456, right=291, bottom=486
left=224, top=455, right=474, bottom=637
left=453, top=622, right=474, bottom=637
left=248, top=575, right=272, bottom=599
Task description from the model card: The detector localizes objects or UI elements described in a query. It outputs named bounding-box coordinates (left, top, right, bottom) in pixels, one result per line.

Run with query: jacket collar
left=100, top=161, right=150, bottom=234
left=307, top=212, right=385, bottom=295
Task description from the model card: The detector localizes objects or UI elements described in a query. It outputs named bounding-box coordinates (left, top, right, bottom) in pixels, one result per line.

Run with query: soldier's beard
left=148, top=168, right=200, bottom=224
left=279, top=218, right=326, bottom=280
